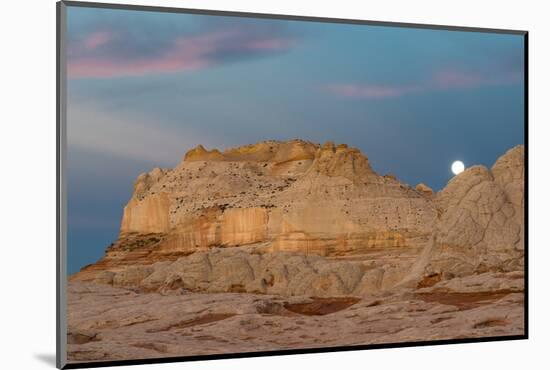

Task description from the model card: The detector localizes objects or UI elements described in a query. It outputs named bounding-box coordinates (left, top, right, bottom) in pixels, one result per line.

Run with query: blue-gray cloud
left=67, top=10, right=298, bottom=78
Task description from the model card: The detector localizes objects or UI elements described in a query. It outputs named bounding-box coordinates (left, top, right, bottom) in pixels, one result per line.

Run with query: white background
left=2, top=0, right=548, bottom=368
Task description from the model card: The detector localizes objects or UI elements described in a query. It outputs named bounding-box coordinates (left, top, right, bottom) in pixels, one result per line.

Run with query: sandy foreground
left=67, top=275, right=524, bottom=364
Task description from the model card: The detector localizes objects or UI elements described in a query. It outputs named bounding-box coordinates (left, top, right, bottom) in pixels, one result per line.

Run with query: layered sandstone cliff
left=72, top=140, right=525, bottom=298
left=116, top=140, right=436, bottom=254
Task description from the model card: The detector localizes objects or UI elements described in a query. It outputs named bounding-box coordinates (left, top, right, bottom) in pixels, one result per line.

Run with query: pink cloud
left=68, top=30, right=295, bottom=79
left=68, top=56, right=210, bottom=79
left=326, top=68, right=521, bottom=100
left=432, top=70, right=485, bottom=89
left=69, top=32, right=227, bottom=78
left=83, top=31, right=113, bottom=50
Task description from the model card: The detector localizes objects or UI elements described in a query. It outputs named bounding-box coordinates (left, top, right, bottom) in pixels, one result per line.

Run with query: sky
left=66, top=5, right=525, bottom=274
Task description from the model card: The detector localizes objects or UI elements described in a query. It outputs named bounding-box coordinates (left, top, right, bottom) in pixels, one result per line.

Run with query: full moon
left=451, top=160, right=465, bottom=175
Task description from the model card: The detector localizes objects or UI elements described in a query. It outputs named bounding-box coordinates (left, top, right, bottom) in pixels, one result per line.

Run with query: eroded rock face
left=415, top=183, right=433, bottom=196
left=427, top=159, right=524, bottom=278
left=492, top=145, right=525, bottom=251
left=121, top=193, right=171, bottom=234
left=72, top=140, right=525, bottom=297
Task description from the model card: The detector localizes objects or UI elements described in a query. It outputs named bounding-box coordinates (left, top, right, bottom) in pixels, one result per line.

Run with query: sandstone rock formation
left=427, top=146, right=525, bottom=279
left=114, top=139, right=436, bottom=257
left=71, top=141, right=525, bottom=298
left=68, top=140, right=525, bottom=363
left=415, top=183, right=433, bottom=196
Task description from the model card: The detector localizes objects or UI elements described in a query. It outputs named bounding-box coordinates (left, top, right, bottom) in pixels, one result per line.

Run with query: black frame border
left=56, top=1, right=529, bottom=369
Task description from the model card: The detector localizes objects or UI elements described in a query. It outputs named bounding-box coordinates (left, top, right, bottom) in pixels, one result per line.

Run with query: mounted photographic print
left=56, top=1, right=528, bottom=368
